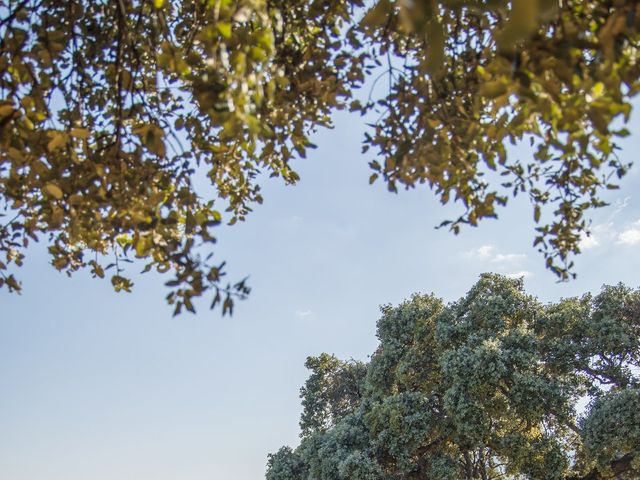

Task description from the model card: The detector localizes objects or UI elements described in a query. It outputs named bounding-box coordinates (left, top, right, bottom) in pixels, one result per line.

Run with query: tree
left=266, top=274, right=640, bottom=480
left=1, top=1, right=638, bottom=313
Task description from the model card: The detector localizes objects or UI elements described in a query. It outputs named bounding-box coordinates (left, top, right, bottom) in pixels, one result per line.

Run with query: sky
left=1, top=106, right=640, bottom=480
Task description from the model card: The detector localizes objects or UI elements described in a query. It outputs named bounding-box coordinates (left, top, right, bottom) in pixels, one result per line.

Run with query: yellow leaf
left=44, top=183, right=63, bottom=200
left=50, top=205, right=64, bottom=227
left=479, top=81, right=508, bottom=99
left=135, top=235, right=152, bottom=257
left=132, top=124, right=151, bottom=137
left=70, top=128, right=90, bottom=139
left=68, top=194, right=82, bottom=206
left=592, top=82, right=605, bottom=99
left=0, top=105, right=14, bottom=117
left=217, top=22, right=232, bottom=39
left=47, top=132, right=67, bottom=151
left=7, top=147, right=23, bottom=161
left=153, top=0, right=164, bottom=8
left=20, top=96, right=34, bottom=109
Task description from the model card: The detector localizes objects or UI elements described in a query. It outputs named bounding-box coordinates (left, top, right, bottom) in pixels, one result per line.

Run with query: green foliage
left=267, top=274, right=640, bottom=479
left=266, top=447, right=307, bottom=480
left=581, top=389, right=640, bottom=476
left=2, top=0, right=639, bottom=312
left=299, top=353, right=367, bottom=437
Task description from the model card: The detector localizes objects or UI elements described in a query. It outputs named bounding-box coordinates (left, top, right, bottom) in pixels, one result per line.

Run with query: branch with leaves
left=1, top=0, right=639, bottom=313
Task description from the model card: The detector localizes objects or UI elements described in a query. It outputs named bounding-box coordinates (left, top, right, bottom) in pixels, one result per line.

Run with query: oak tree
left=1, top=0, right=638, bottom=312
left=267, top=274, right=640, bottom=480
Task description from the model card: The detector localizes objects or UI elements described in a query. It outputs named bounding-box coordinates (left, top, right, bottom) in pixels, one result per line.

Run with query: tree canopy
left=1, top=0, right=639, bottom=313
left=266, top=274, right=640, bottom=480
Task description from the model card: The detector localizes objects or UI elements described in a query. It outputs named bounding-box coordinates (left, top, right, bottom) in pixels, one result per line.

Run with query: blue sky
left=1, top=106, right=639, bottom=479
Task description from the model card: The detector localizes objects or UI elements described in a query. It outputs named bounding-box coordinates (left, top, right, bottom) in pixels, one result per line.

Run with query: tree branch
left=565, top=452, right=636, bottom=480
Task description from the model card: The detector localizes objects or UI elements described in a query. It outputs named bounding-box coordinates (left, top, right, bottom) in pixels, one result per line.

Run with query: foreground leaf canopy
left=1, top=0, right=639, bottom=312
left=267, top=274, right=640, bottom=480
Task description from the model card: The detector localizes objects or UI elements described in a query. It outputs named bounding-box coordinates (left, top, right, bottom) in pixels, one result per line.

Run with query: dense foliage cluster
left=1, top=0, right=639, bottom=312
left=357, top=0, right=639, bottom=280
left=0, top=0, right=365, bottom=313
left=267, top=274, right=640, bottom=479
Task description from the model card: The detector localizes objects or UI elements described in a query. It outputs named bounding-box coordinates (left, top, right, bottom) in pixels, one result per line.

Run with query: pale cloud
left=477, top=245, right=495, bottom=258
left=612, top=196, right=631, bottom=216
left=576, top=217, right=640, bottom=249
left=506, top=271, right=534, bottom=279
left=492, top=253, right=527, bottom=263
left=578, top=222, right=615, bottom=251
left=295, top=309, right=313, bottom=318
left=464, top=244, right=495, bottom=260
left=617, top=220, right=640, bottom=246
left=579, top=196, right=640, bottom=252
left=579, top=232, right=600, bottom=250
left=464, top=245, right=526, bottom=265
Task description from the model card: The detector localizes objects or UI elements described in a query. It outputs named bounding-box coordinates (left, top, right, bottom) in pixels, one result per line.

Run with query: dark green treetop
left=267, top=274, right=640, bottom=480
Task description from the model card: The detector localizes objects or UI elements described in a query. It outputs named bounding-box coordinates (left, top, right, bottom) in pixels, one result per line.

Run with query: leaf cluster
left=357, top=0, right=639, bottom=279
left=2, top=0, right=639, bottom=312
left=0, top=0, right=364, bottom=313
